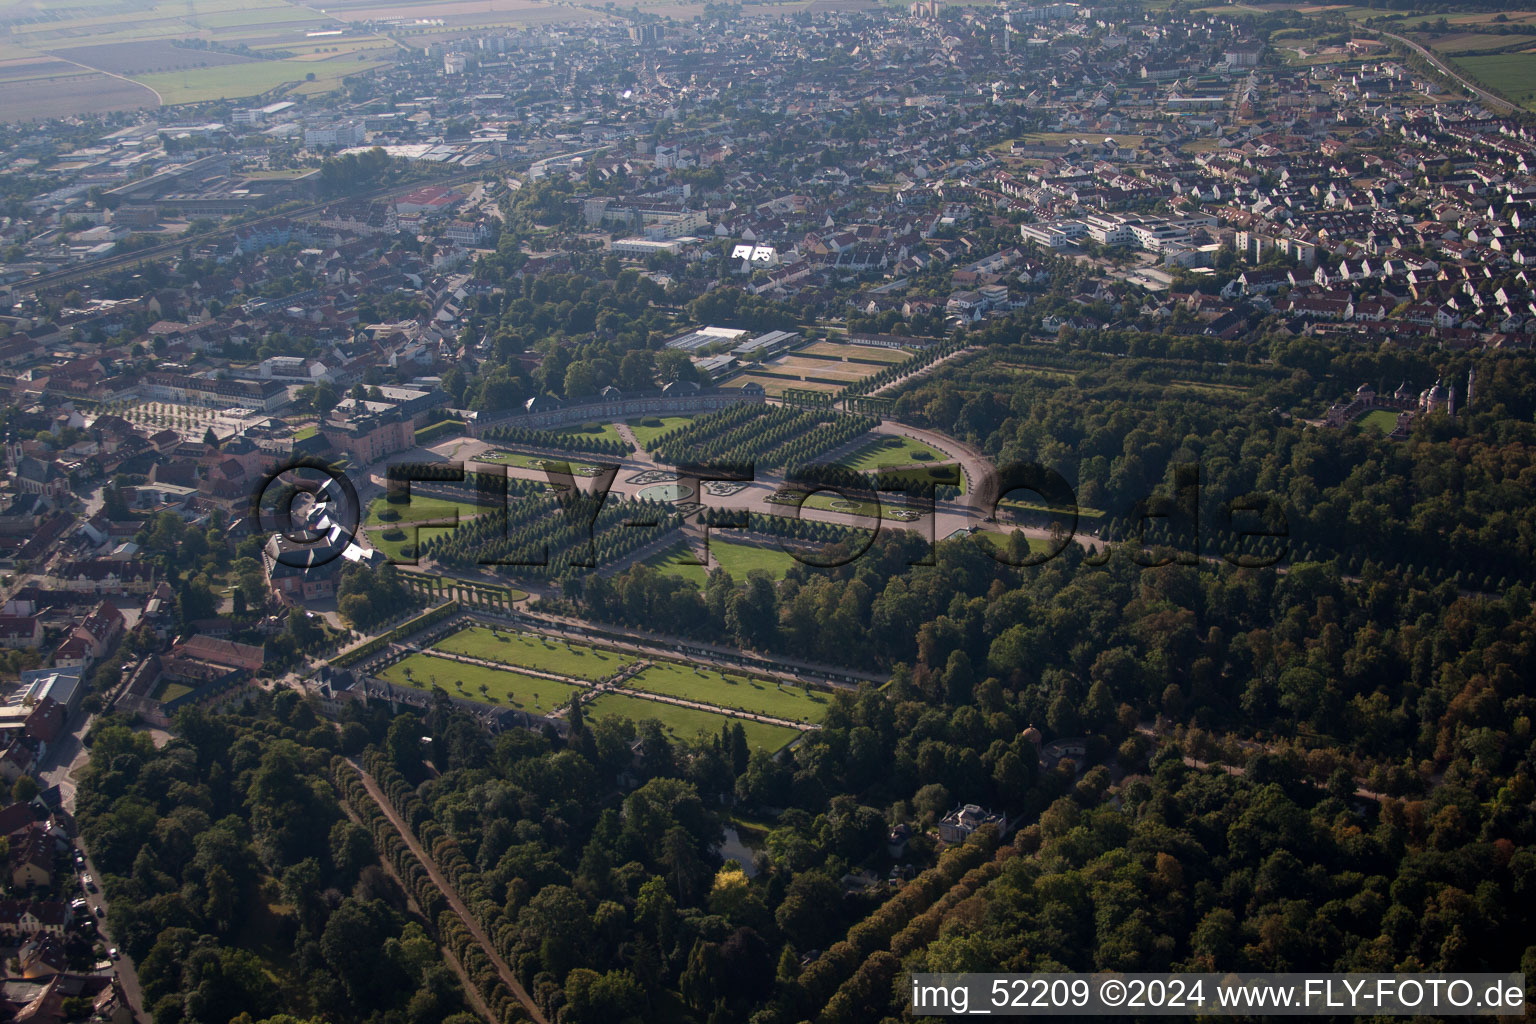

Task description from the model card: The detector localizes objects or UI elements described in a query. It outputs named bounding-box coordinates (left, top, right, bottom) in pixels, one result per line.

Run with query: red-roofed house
left=9, top=824, right=54, bottom=888
left=71, top=601, right=123, bottom=662
left=0, top=899, right=70, bottom=938
left=175, top=635, right=265, bottom=672
left=394, top=186, right=461, bottom=217
left=0, top=803, right=36, bottom=838
left=18, top=934, right=67, bottom=979
left=22, top=699, right=65, bottom=746
left=0, top=616, right=41, bottom=649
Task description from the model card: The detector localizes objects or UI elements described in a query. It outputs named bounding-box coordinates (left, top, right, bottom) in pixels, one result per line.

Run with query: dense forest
left=78, top=525, right=1536, bottom=1023
left=76, top=705, right=479, bottom=1024
left=885, top=339, right=1536, bottom=586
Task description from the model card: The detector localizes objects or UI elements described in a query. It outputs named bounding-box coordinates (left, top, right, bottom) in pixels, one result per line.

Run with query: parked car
left=108, top=948, right=118, bottom=960
left=94, top=906, right=104, bottom=918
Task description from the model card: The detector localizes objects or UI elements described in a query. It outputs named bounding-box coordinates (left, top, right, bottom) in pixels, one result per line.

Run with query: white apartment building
left=1082, top=213, right=1139, bottom=246
left=1020, top=220, right=1087, bottom=248
left=304, top=121, right=364, bottom=149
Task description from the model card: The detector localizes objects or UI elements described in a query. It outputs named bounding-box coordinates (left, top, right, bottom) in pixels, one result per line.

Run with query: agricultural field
left=627, top=415, right=695, bottom=449
left=1419, top=32, right=1529, bottom=54
left=50, top=40, right=256, bottom=75
left=380, top=652, right=580, bottom=715
left=260, top=36, right=398, bottom=60
left=1378, top=7, right=1536, bottom=30
left=646, top=538, right=800, bottom=587
left=0, top=0, right=410, bottom=113
left=134, top=53, right=388, bottom=104
left=430, top=625, right=635, bottom=681
left=4, top=0, right=331, bottom=49
left=584, top=692, right=802, bottom=752
left=626, top=662, right=831, bottom=723
left=1452, top=52, right=1536, bottom=107
left=0, top=70, right=158, bottom=116
left=319, top=0, right=608, bottom=34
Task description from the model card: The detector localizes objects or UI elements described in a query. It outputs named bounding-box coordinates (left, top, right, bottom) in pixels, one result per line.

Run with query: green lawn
left=475, top=450, right=604, bottom=475
left=970, top=534, right=1032, bottom=549
left=768, top=490, right=926, bottom=523
left=152, top=680, right=194, bottom=702
left=430, top=626, right=635, bottom=681
left=974, top=530, right=1035, bottom=557
left=839, top=434, right=952, bottom=472
left=584, top=692, right=802, bottom=752
left=557, top=422, right=627, bottom=446
left=379, top=653, right=579, bottom=715
left=367, top=495, right=499, bottom=526
left=647, top=539, right=800, bottom=587
left=370, top=525, right=456, bottom=563
left=801, top=491, right=884, bottom=517
left=628, top=663, right=831, bottom=723
left=1357, top=409, right=1400, bottom=435
left=627, top=415, right=696, bottom=449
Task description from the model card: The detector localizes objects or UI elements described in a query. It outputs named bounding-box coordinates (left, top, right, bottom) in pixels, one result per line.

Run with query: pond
left=716, top=826, right=758, bottom=877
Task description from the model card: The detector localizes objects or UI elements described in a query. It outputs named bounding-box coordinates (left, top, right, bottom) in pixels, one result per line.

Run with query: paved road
left=37, top=714, right=91, bottom=815
left=1380, top=32, right=1515, bottom=113
left=349, top=761, right=550, bottom=1024
left=38, top=715, right=152, bottom=1021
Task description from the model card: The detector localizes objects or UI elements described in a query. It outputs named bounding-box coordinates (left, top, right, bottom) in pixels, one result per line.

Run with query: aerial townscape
left=0, top=0, right=1534, bottom=1020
